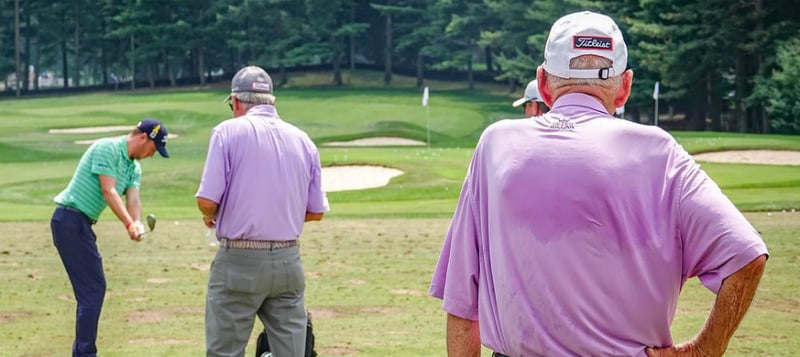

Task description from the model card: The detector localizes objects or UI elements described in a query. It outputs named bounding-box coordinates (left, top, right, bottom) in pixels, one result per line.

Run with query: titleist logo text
left=573, top=36, right=613, bottom=50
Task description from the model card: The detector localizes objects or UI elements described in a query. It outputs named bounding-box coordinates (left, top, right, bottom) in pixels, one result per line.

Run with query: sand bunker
left=48, top=125, right=179, bottom=144
left=325, top=137, right=425, bottom=147
left=49, top=126, right=132, bottom=134
left=322, top=165, right=403, bottom=192
left=74, top=133, right=179, bottom=145
left=693, top=150, right=800, bottom=166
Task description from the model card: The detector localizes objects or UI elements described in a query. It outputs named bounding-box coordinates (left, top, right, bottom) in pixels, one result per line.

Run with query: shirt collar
left=550, top=93, right=609, bottom=115
left=245, top=104, right=280, bottom=118
left=119, top=135, right=134, bottom=162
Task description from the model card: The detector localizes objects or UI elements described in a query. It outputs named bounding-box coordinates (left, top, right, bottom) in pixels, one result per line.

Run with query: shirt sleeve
left=429, top=160, right=481, bottom=321
left=90, top=141, right=118, bottom=178
left=306, top=145, right=330, bottom=214
left=195, top=127, right=227, bottom=203
left=676, top=144, right=769, bottom=294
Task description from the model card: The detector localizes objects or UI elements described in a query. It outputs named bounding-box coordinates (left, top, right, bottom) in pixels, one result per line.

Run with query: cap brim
left=156, top=144, right=169, bottom=158
left=512, top=97, right=528, bottom=107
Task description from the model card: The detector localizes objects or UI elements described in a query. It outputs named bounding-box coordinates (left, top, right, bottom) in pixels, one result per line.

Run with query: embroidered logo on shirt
left=550, top=118, right=575, bottom=131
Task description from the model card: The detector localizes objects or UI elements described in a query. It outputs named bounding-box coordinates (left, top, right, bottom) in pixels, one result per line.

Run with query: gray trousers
left=206, top=245, right=307, bottom=357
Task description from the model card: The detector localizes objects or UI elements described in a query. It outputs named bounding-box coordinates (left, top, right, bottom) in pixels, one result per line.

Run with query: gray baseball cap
left=224, top=66, right=273, bottom=102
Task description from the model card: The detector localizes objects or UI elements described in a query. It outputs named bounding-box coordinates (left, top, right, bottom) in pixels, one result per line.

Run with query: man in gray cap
left=512, top=79, right=548, bottom=117
left=196, top=65, right=329, bottom=357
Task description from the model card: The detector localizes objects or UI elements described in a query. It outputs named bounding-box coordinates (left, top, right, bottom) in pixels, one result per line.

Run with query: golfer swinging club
left=51, top=118, right=169, bottom=357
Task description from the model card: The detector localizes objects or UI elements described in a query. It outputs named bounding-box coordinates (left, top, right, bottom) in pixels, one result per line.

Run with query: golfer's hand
left=127, top=221, right=145, bottom=241
left=202, top=215, right=216, bottom=228
left=646, top=342, right=709, bottom=357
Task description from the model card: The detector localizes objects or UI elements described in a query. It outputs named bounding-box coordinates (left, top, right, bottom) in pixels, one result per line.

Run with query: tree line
left=1, top=0, right=799, bottom=134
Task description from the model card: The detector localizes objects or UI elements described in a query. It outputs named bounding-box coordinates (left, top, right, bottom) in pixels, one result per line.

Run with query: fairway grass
left=0, top=213, right=797, bottom=356
left=1, top=71, right=799, bottom=355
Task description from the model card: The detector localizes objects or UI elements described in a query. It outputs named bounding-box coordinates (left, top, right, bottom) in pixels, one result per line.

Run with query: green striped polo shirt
left=54, top=136, right=142, bottom=221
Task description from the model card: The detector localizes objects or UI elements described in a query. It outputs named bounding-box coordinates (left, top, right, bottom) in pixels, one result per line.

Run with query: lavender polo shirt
left=429, top=93, right=768, bottom=356
left=196, top=105, right=329, bottom=241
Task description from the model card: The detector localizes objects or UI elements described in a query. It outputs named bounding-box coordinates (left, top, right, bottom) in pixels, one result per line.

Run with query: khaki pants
left=206, top=245, right=307, bottom=357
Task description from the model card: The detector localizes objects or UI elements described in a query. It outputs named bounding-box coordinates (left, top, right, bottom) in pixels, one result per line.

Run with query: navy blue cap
left=136, top=118, right=169, bottom=158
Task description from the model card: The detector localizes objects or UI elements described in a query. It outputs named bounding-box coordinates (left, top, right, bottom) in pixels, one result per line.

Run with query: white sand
left=322, top=165, right=403, bottom=192
left=49, top=126, right=132, bottom=134
left=325, top=137, right=425, bottom=147
left=693, top=150, right=800, bottom=166
left=74, top=133, right=179, bottom=145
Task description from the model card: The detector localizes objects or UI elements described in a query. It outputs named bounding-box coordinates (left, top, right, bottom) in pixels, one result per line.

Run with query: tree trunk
left=74, top=20, right=81, bottom=87
left=198, top=47, right=206, bottom=85
left=333, top=41, right=344, bottom=87
left=34, top=40, right=40, bottom=90
left=349, top=6, right=355, bottom=71
left=130, top=33, right=136, bottom=90
left=279, top=64, right=288, bottom=86
left=485, top=46, right=493, bottom=72
left=734, top=53, right=745, bottom=132
left=61, top=14, right=69, bottom=89
left=708, top=72, right=722, bottom=131
left=165, top=51, right=176, bottom=87
left=755, top=0, right=768, bottom=133
left=149, top=62, right=156, bottom=88
left=467, top=56, right=474, bottom=90
left=416, top=51, right=424, bottom=88
left=23, top=7, right=30, bottom=92
left=14, top=0, right=21, bottom=96
left=384, top=14, right=392, bottom=85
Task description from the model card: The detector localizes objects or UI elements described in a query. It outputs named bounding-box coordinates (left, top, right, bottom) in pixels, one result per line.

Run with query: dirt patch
left=128, top=337, right=198, bottom=345
left=389, top=289, right=426, bottom=296
left=346, top=279, right=367, bottom=285
left=308, top=309, right=339, bottom=319
left=126, top=310, right=170, bottom=323
left=361, top=307, right=402, bottom=315
left=693, top=150, right=800, bottom=166
left=322, top=166, right=403, bottom=192
left=146, top=278, right=173, bottom=284
left=0, top=311, right=32, bottom=324
left=187, top=263, right=210, bottom=271
left=324, top=137, right=425, bottom=147
left=317, top=347, right=359, bottom=355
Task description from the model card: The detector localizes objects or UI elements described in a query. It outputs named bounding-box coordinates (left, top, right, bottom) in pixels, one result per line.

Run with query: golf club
left=138, top=213, right=157, bottom=239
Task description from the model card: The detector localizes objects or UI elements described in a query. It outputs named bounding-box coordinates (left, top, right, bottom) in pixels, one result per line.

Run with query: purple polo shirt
left=196, top=105, right=329, bottom=241
left=429, top=93, right=768, bottom=356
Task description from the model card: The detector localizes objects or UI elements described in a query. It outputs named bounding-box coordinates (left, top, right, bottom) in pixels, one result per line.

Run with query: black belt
left=493, top=353, right=510, bottom=357
left=57, top=204, right=97, bottom=225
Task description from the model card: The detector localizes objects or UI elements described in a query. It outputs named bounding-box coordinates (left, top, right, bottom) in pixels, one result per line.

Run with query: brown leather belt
left=219, top=238, right=298, bottom=250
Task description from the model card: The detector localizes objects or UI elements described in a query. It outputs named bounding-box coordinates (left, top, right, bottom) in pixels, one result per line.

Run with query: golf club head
left=146, top=214, right=157, bottom=232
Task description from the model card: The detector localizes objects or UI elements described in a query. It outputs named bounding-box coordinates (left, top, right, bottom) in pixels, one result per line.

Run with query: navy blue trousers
left=51, top=206, right=105, bottom=357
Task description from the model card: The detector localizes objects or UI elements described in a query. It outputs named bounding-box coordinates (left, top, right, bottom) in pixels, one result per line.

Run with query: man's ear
left=614, top=69, right=634, bottom=109
left=537, top=66, right=554, bottom=108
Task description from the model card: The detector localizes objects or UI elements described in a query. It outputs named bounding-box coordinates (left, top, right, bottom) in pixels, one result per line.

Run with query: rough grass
left=0, top=213, right=797, bottom=356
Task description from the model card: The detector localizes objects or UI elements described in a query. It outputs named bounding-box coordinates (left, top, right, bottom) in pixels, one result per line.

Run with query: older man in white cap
left=512, top=79, right=548, bottom=117
left=430, top=11, right=767, bottom=357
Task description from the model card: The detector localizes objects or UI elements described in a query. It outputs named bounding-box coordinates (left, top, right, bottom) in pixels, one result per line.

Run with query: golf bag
left=255, top=312, right=317, bottom=357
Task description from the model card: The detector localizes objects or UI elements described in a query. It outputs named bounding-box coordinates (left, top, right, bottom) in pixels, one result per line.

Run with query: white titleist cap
left=512, top=80, right=543, bottom=107
left=542, top=11, right=628, bottom=79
